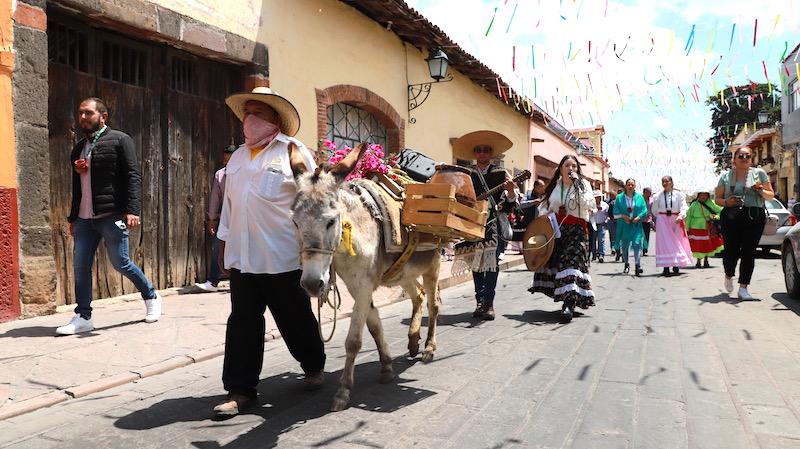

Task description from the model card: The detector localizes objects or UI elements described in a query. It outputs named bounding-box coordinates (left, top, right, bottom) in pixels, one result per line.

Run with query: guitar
left=476, top=170, right=532, bottom=201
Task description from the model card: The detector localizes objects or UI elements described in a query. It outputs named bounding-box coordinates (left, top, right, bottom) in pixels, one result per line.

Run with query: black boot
left=673, top=266, right=679, bottom=275
left=635, top=264, right=643, bottom=276
left=662, top=267, right=671, bottom=277
left=482, top=302, right=495, bottom=320
left=472, top=302, right=484, bottom=318
left=559, top=300, right=574, bottom=323
left=623, top=263, right=630, bottom=274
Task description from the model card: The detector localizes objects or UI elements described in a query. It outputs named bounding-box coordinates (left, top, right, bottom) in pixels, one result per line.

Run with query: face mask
left=243, top=114, right=280, bottom=146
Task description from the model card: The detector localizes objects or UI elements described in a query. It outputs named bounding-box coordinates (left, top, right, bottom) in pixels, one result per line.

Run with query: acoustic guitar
left=476, top=170, right=532, bottom=201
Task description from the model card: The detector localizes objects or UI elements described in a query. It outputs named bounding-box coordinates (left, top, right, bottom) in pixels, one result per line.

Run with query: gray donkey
left=289, top=142, right=442, bottom=412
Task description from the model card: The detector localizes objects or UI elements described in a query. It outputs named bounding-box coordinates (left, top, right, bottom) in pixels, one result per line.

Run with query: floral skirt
left=687, top=227, right=724, bottom=258
left=531, top=220, right=595, bottom=309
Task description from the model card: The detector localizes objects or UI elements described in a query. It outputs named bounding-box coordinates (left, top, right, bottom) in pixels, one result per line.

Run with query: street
left=2, top=251, right=799, bottom=449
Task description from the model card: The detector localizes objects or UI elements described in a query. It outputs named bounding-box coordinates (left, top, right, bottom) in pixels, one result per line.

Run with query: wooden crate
left=402, top=183, right=488, bottom=240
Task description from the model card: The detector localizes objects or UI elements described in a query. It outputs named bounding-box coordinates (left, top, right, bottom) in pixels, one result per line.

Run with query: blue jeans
left=73, top=215, right=155, bottom=319
left=473, top=244, right=503, bottom=304
left=209, top=233, right=221, bottom=285
left=594, top=224, right=607, bottom=258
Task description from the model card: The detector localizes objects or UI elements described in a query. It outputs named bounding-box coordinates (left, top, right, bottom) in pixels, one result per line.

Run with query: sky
left=405, top=0, right=800, bottom=194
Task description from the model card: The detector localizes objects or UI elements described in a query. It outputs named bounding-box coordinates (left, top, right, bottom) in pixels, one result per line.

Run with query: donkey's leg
left=332, top=293, right=371, bottom=412
left=401, top=280, right=425, bottom=358
left=365, top=303, right=394, bottom=384
left=421, top=254, right=442, bottom=363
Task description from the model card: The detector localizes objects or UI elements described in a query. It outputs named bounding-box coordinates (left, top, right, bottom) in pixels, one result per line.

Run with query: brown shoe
left=303, top=371, right=325, bottom=391
left=213, top=393, right=254, bottom=417
left=482, top=304, right=495, bottom=320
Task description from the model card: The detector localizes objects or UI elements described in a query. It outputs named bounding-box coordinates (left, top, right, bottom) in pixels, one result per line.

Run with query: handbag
left=763, top=209, right=778, bottom=236
left=699, top=201, right=722, bottom=237
left=395, top=148, right=437, bottom=182
left=496, top=210, right=514, bottom=241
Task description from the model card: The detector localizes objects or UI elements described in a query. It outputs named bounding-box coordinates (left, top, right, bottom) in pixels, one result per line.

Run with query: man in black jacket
left=56, top=97, right=161, bottom=335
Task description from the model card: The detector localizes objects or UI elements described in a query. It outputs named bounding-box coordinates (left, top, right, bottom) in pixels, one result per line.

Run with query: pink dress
left=652, top=190, right=693, bottom=267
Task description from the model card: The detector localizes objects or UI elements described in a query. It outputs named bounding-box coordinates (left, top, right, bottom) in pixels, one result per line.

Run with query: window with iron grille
left=326, top=103, right=387, bottom=150
left=101, top=40, right=148, bottom=87
left=47, top=21, right=89, bottom=72
left=172, top=56, right=199, bottom=95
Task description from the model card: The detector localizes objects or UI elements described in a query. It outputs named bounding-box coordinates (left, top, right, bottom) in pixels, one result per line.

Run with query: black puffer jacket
left=68, top=129, right=142, bottom=222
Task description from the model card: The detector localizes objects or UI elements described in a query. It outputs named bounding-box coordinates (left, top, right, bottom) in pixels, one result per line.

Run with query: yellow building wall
left=0, top=0, right=13, bottom=188
left=258, top=0, right=530, bottom=171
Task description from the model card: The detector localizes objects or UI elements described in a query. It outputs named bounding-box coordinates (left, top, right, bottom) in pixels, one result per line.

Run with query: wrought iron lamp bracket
left=407, top=73, right=454, bottom=123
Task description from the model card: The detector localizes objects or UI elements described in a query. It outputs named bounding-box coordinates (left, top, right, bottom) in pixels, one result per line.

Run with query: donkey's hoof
left=378, top=370, right=394, bottom=384
left=408, top=346, right=419, bottom=358
left=421, top=351, right=435, bottom=363
left=331, top=395, right=349, bottom=412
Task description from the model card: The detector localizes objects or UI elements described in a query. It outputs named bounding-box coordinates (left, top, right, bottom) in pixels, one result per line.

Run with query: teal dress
left=613, top=192, right=648, bottom=252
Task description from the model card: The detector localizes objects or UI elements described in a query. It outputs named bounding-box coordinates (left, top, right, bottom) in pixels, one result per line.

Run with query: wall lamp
left=757, top=109, right=769, bottom=129
left=407, top=48, right=454, bottom=123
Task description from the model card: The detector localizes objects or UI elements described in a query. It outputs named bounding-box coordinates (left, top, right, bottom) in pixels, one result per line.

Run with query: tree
left=705, top=83, right=781, bottom=170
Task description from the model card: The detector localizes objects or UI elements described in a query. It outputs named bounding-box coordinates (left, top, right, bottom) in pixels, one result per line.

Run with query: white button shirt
left=217, top=133, right=316, bottom=274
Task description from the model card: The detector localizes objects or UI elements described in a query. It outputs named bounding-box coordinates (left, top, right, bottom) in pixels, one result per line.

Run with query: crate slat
left=401, top=183, right=487, bottom=241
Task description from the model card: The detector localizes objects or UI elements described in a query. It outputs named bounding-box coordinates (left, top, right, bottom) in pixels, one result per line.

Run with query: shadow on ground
left=114, top=359, right=435, bottom=448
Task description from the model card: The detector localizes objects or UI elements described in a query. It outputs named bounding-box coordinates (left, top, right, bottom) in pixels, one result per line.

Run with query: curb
left=0, top=257, right=525, bottom=420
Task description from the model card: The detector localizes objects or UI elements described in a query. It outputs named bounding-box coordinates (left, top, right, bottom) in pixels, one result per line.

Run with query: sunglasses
left=473, top=147, right=492, bottom=154
left=736, top=153, right=753, bottom=159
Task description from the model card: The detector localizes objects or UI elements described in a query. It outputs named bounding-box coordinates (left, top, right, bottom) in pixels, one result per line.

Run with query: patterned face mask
left=243, top=114, right=279, bottom=146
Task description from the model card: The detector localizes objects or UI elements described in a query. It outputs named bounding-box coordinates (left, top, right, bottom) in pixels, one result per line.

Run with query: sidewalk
left=0, top=253, right=525, bottom=420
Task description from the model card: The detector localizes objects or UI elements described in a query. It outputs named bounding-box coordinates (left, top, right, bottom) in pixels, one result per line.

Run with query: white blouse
left=537, top=178, right=597, bottom=222
left=651, top=190, right=688, bottom=220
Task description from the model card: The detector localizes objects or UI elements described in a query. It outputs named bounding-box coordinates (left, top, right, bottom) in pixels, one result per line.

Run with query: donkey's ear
left=330, top=143, right=367, bottom=183
left=288, top=142, right=309, bottom=178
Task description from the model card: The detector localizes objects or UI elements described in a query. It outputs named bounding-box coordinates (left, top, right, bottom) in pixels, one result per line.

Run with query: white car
left=760, top=199, right=795, bottom=251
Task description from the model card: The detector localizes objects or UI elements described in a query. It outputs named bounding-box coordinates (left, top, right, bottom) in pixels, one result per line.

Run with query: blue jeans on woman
left=73, top=215, right=156, bottom=319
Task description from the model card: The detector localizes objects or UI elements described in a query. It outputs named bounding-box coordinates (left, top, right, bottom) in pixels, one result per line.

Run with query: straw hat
left=523, top=215, right=555, bottom=272
left=593, top=190, right=603, bottom=197
left=225, top=87, right=301, bottom=136
left=452, top=130, right=513, bottom=160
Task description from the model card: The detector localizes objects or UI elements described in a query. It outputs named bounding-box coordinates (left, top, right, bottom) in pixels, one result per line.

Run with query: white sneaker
left=498, top=252, right=505, bottom=261
left=56, top=314, right=94, bottom=335
left=194, top=280, right=219, bottom=292
left=737, top=288, right=754, bottom=300
left=724, top=277, right=734, bottom=293
left=144, top=293, right=162, bottom=323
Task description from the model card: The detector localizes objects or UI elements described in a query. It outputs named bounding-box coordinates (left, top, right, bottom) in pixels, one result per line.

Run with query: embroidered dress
left=531, top=179, right=596, bottom=309
left=612, top=192, right=647, bottom=253
left=652, top=190, right=693, bottom=267
left=685, top=198, right=724, bottom=257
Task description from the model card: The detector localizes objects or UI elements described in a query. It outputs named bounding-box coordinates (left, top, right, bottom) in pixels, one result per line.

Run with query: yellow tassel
left=341, top=219, right=356, bottom=256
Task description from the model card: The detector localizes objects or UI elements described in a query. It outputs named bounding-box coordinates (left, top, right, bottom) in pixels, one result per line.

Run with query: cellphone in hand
left=114, top=219, right=127, bottom=230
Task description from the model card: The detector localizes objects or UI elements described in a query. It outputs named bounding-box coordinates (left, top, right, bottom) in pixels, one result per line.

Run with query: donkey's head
left=289, top=142, right=367, bottom=297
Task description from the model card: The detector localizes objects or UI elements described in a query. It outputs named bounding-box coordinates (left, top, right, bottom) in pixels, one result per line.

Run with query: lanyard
left=625, top=194, right=635, bottom=214
left=85, top=126, right=107, bottom=158
left=559, top=180, right=573, bottom=207
left=663, top=191, right=673, bottom=210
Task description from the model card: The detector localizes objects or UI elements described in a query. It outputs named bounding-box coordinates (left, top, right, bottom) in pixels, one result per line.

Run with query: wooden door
left=48, top=15, right=242, bottom=306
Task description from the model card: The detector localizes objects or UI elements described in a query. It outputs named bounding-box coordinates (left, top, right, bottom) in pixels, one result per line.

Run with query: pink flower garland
left=320, top=140, right=399, bottom=181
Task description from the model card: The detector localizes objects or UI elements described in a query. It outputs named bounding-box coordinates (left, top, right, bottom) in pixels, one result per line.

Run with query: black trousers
left=223, top=269, right=326, bottom=398
left=720, top=207, right=766, bottom=286
left=642, top=222, right=652, bottom=250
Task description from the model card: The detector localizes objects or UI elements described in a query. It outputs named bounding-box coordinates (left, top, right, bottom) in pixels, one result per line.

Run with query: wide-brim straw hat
left=523, top=215, right=555, bottom=272
left=225, top=87, right=300, bottom=136
left=452, top=130, right=513, bottom=160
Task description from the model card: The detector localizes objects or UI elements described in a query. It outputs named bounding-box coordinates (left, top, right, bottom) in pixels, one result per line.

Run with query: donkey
left=288, top=142, right=442, bottom=412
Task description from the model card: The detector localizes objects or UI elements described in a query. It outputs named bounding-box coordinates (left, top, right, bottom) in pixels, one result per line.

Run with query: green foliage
left=705, top=83, right=781, bottom=170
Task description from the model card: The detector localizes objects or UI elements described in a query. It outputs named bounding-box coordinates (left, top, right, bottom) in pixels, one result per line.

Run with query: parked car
left=781, top=203, right=800, bottom=299
left=760, top=199, right=796, bottom=252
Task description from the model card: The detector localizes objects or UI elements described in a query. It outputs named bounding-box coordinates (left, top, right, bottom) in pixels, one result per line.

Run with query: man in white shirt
left=212, top=87, right=326, bottom=418
left=592, top=191, right=610, bottom=262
